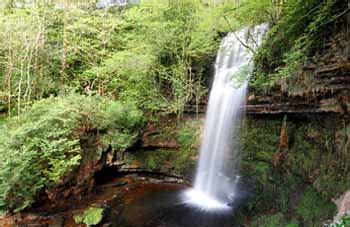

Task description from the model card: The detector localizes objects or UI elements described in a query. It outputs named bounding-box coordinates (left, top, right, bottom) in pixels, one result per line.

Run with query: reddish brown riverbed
left=0, top=175, right=235, bottom=227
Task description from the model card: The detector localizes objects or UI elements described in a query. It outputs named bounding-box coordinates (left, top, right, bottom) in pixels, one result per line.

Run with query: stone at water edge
left=333, top=190, right=350, bottom=219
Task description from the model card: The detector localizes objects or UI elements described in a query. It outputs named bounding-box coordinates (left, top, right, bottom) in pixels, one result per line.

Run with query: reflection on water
left=112, top=183, right=235, bottom=227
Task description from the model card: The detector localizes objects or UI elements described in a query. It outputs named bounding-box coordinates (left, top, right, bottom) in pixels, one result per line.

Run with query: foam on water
left=183, top=189, right=231, bottom=211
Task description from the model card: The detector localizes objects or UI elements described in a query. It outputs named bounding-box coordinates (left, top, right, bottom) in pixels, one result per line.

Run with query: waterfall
left=184, top=24, right=268, bottom=210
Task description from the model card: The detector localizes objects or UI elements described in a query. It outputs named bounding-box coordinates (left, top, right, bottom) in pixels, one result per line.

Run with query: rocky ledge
left=246, top=25, right=349, bottom=115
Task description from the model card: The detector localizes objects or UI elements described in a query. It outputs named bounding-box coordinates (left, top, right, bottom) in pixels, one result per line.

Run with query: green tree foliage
left=216, top=0, right=277, bottom=29
left=0, top=94, right=143, bottom=212
left=0, top=1, right=220, bottom=117
left=0, top=0, right=277, bottom=117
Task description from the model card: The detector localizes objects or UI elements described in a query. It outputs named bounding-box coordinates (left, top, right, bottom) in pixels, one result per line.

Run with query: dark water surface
left=112, top=183, right=235, bottom=227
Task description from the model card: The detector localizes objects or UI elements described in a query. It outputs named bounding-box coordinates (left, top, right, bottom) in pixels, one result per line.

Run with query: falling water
left=184, top=24, right=268, bottom=210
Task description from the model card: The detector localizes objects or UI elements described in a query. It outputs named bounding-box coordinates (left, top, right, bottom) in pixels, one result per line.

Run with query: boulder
left=333, top=191, right=350, bottom=219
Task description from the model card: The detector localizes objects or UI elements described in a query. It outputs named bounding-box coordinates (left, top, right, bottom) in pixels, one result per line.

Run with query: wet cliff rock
left=246, top=25, right=349, bottom=115
left=107, top=115, right=201, bottom=179
left=238, top=22, right=349, bottom=226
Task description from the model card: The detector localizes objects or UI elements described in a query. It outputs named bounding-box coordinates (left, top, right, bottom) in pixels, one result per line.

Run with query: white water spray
left=184, top=24, right=268, bottom=210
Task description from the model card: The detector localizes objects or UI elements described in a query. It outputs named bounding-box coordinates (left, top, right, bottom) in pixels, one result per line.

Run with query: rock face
left=141, top=116, right=180, bottom=149
left=33, top=134, right=112, bottom=210
left=246, top=24, right=350, bottom=115
left=239, top=20, right=349, bottom=225
left=108, top=115, right=201, bottom=179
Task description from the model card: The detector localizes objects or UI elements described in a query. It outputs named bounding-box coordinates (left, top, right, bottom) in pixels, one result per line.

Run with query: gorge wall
left=235, top=20, right=349, bottom=226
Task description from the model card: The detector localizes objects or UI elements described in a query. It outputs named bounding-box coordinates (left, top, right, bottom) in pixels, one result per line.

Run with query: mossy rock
left=74, top=207, right=104, bottom=226
left=251, top=212, right=299, bottom=227
left=295, top=187, right=336, bottom=227
left=240, top=118, right=281, bottom=164
left=123, top=119, right=201, bottom=175
left=238, top=116, right=341, bottom=226
left=0, top=101, right=7, bottom=113
left=242, top=116, right=350, bottom=200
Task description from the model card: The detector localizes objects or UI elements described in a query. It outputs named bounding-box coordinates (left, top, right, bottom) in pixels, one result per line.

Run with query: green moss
left=251, top=213, right=285, bottom=227
left=313, top=175, right=350, bottom=199
left=239, top=116, right=343, bottom=226
left=285, top=120, right=350, bottom=199
left=176, top=119, right=201, bottom=148
left=74, top=207, right=104, bottom=226
left=0, top=114, right=7, bottom=125
left=251, top=213, right=299, bottom=227
left=285, top=223, right=299, bottom=227
left=240, top=118, right=281, bottom=162
left=172, top=147, right=197, bottom=174
left=295, top=187, right=336, bottom=226
left=128, top=147, right=197, bottom=175
left=149, top=131, right=176, bottom=142
left=0, top=101, right=6, bottom=113
left=242, top=116, right=350, bottom=200
left=125, top=118, right=200, bottom=175
left=147, top=157, right=157, bottom=170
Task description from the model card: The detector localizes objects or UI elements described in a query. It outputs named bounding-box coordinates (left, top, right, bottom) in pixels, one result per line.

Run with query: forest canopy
left=0, top=0, right=276, bottom=118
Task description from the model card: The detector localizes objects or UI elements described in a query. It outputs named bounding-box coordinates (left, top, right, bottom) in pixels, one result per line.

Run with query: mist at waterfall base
left=183, top=24, right=268, bottom=211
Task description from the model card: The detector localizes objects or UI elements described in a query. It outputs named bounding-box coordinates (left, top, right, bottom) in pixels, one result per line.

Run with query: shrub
left=0, top=94, right=143, bottom=212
